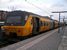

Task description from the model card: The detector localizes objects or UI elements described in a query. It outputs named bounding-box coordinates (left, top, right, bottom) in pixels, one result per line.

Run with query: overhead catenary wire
left=8, top=0, right=50, bottom=15
left=25, top=0, right=50, bottom=15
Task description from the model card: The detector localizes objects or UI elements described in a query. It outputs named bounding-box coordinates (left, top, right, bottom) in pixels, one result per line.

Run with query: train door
left=32, top=17, right=40, bottom=34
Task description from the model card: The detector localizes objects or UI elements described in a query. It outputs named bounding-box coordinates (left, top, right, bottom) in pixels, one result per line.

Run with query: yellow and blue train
left=1, top=10, right=59, bottom=38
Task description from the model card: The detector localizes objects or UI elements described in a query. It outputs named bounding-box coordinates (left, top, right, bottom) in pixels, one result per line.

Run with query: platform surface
left=0, top=27, right=64, bottom=50
left=58, top=26, right=67, bottom=50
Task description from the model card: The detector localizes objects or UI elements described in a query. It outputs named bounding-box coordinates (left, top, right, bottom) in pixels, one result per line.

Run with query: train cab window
left=6, top=16, right=21, bottom=24
left=6, top=14, right=27, bottom=26
left=6, top=11, right=31, bottom=26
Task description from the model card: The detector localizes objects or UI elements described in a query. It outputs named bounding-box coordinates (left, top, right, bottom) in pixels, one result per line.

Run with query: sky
left=0, top=0, right=67, bottom=21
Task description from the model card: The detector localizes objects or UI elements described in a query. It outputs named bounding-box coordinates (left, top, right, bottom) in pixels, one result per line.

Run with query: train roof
left=7, top=10, right=41, bottom=16
left=7, top=10, right=49, bottom=17
left=7, top=10, right=54, bottom=20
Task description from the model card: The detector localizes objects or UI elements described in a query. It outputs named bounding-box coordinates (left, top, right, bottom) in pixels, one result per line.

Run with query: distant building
left=0, top=10, right=7, bottom=21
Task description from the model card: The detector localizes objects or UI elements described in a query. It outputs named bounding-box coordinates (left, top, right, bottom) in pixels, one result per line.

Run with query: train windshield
left=6, top=16, right=26, bottom=26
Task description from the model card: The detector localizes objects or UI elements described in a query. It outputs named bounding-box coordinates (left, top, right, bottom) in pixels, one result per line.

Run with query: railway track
left=0, top=38, right=20, bottom=48
left=0, top=34, right=32, bottom=48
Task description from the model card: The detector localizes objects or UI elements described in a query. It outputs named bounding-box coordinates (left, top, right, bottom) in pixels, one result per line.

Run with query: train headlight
left=2, top=28, right=5, bottom=31
left=1, top=27, right=5, bottom=31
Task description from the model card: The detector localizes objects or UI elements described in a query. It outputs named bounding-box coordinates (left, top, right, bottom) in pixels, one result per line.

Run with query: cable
left=8, top=0, right=50, bottom=14
left=25, top=0, right=50, bottom=14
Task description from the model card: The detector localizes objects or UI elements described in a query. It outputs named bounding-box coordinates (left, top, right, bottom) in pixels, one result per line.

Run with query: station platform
left=0, top=27, right=65, bottom=50
left=58, top=26, right=67, bottom=50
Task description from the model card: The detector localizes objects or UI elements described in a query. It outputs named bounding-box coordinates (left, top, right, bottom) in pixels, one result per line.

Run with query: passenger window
left=41, top=21, right=42, bottom=26
left=40, top=21, right=44, bottom=26
left=45, top=22, right=48, bottom=26
left=31, top=19, right=33, bottom=25
left=42, top=22, right=44, bottom=26
left=45, top=22, right=46, bottom=26
left=44, top=22, right=45, bottom=26
left=43, top=22, right=44, bottom=26
left=47, top=23, right=48, bottom=26
left=31, top=21, right=32, bottom=25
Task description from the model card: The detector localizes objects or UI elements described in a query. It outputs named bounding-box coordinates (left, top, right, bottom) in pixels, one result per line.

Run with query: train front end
left=1, top=11, right=32, bottom=38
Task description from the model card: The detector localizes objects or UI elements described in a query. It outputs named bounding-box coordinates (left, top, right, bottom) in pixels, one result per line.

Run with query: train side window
left=47, top=23, right=48, bottom=26
left=45, top=22, right=48, bottom=26
left=42, top=21, right=43, bottom=26
left=42, top=22, right=44, bottom=26
left=47, top=22, right=48, bottom=26
left=31, top=19, right=33, bottom=25
left=31, top=20, right=33, bottom=25
left=40, top=21, right=44, bottom=26
left=40, top=21, right=42, bottom=26
left=44, top=22, right=46, bottom=26
left=43, top=22, right=44, bottom=26
left=42, top=21, right=44, bottom=26
left=45, top=22, right=47, bottom=26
